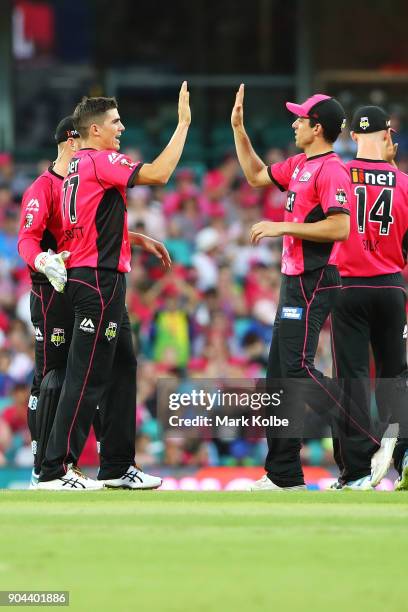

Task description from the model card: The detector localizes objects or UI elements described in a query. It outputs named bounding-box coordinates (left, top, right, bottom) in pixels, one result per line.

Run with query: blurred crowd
left=1, top=128, right=408, bottom=471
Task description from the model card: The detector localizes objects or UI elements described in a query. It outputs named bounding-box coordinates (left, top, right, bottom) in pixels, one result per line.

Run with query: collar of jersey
left=354, top=157, right=388, bottom=163
left=79, top=147, right=97, bottom=151
left=305, top=151, right=334, bottom=161
left=48, top=165, right=63, bottom=180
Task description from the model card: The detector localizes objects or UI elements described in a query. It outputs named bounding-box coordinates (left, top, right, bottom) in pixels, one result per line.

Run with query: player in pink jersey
left=38, top=84, right=190, bottom=490
left=18, top=118, right=171, bottom=489
left=232, top=87, right=384, bottom=491
left=331, top=106, right=408, bottom=491
left=18, top=117, right=81, bottom=486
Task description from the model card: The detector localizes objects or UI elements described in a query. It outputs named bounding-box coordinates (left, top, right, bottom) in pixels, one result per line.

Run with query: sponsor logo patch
left=68, top=158, right=79, bottom=174
left=66, top=128, right=79, bottom=139
left=105, top=321, right=117, bottom=342
left=291, top=166, right=300, bottom=180
left=281, top=307, right=303, bottom=320
left=51, top=327, right=65, bottom=347
left=335, top=188, right=348, bottom=205
left=79, top=318, right=95, bottom=334
left=24, top=213, right=34, bottom=228
left=28, top=395, right=38, bottom=410
left=34, top=327, right=44, bottom=342
left=350, top=167, right=396, bottom=187
left=120, top=158, right=136, bottom=169
left=360, top=116, right=370, bottom=130
left=299, top=171, right=312, bottom=182
left=285, top=190, right=296, bottom=212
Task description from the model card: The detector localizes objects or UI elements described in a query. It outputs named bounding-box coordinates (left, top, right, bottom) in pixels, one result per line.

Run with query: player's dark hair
left=308, top=117, right=340, bottom=144
left=73, top=96, right=118, bottom=138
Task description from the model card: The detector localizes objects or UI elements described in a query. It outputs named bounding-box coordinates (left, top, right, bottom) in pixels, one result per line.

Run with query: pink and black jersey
left=61, top=149, right=142, bottom=273
left=337, top=159, right=408, bottom=277
left=18, top=166, right=64, bottom=284
left=269, top=152, right=351, bottom=275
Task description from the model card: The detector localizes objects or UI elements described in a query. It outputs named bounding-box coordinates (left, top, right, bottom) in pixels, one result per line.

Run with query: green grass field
left=0, top=491, right=407, bottom=612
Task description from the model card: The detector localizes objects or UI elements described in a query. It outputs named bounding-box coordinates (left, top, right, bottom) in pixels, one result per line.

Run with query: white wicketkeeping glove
left=34, top=249, right=71, bottom=293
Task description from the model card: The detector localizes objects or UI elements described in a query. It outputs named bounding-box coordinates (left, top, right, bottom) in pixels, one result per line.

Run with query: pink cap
left=286, top=94, right=331, bottom=117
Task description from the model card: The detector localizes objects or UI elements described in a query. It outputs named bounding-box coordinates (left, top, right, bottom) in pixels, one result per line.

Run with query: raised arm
left=134, top=81, right=191, bottom=186
left=231, top=84, right=271, bottom=188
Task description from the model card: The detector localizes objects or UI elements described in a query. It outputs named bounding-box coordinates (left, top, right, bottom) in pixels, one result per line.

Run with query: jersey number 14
left=354, top=186, right=394, bottom=236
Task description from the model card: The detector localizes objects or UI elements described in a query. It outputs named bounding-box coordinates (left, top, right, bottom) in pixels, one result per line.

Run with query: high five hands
left=231, top=83, right=245, bottom=130
left=178, top=81, right=191, bottom=126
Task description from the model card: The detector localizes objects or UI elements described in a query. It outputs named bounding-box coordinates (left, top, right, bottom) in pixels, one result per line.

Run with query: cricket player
left=18, top=118, right=170, bottom=489
left=331, top=106, right=408, bottom=491
left=37, top=82, right=190, bottom=490
left=17, top=117, right=81, bottom=486
left=232, top=86, right=384, bottom=490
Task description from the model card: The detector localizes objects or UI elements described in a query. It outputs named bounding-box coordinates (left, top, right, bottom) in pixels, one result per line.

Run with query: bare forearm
left=283, top=216, right=350, bottom=242
left=135, top=122, right=189, bottom=185
left=232, top=126, right=269, bottom=187
left=128, top=231, right=145, bottom=246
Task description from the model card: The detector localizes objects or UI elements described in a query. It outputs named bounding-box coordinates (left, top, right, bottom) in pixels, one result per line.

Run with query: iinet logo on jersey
left=350, top=167, right=396, bottom=187
left=79, top=318, right=95, bottom=334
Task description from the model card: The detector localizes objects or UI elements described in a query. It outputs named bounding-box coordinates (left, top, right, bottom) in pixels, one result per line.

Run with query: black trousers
left=30, top=283, right=73, bottom=392
left=331, top=274, right=408, bottom=476
left=30, top=283, right=101, bottom=474
left=29, top=283, right=73, bottom=470
left=265, top=266, right=380, bottom=487
left=39, top=268, right=136, bottom=481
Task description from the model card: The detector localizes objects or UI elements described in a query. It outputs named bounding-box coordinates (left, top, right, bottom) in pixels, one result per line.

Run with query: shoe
left=371, top=435, right=397, bottom=487
left=37, top=467, right=103, bottom=491
left=342, top=475, right=373, bottom=490
left=29, top=470, right=39, bottom=490
left=395, top=450, right=408, bottom=491
left=102, top=465, right=162, bottom=490
left=327, top=479, right=344, bottom=490
left=248, top=474, right=306, bottom=491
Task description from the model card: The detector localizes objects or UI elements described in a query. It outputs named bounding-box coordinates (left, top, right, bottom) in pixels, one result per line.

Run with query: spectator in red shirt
left=0, top=382, right=31, bottom=444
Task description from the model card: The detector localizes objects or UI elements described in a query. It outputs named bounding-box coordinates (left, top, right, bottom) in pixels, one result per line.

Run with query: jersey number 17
left=62, top=175, right=80, bottom=224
